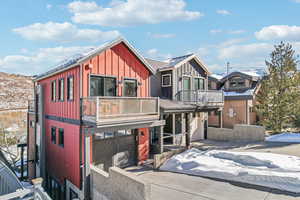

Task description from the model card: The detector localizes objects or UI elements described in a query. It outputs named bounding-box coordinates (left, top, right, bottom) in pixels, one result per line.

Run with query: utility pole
left=226, top=62, right=230, bottom=75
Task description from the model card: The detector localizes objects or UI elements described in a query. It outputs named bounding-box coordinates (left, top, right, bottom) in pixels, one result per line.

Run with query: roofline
left=158, top=54, right=211, bottom=75
left=34, top=37, right=155, bottom=82
left=220, top=71, right=259, bottom=83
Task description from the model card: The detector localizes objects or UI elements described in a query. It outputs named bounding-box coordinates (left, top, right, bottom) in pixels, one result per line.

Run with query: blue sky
left=1, top=0, right=300, bottom=75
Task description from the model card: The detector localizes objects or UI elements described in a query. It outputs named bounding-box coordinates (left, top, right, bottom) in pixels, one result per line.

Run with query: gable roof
left=220, top=71, right=261, bottom=83
left=146, top=54, right=211, bottom=75
left=35, top=37, right=155, bottom=81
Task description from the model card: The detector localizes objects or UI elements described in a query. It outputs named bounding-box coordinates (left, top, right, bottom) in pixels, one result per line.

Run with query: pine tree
left=256, top=42, right=300, bottom=133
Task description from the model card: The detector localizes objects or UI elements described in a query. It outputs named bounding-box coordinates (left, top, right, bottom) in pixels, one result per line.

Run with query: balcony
left=81, top=97, right=160, bottom=127
left=176, top=90, right=224, bottom=107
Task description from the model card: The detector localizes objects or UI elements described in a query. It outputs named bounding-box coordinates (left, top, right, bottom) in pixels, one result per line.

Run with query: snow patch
left=266, top=133, right=300, bottom=143
left=160, top=148, right=300, bottom=193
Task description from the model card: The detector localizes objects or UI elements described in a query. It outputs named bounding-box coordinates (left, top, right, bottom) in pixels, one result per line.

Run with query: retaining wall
left=90, top=165, right=151, bottom=200
left=208, top=124, right=265, bottom=142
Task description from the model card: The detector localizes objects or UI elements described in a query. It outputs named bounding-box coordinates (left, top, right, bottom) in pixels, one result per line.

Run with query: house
left=146, top=54, right=224, bottom=146
left=208, top=71, right=262, bottom=128
left=27, top=37, right=165, bottom=200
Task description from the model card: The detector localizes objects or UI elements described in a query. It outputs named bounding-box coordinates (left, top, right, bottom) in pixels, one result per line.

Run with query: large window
left=90, top=75, right=116, bottom=96
left=194, top=77, right=205, bottom=90
left=51, top=127, right=56, bottom=144
left=67, top=76, right=74, bottom=101
left=229, top=77, right=245, bottom=88
left=58, top=79, right=64, bottom=101
left=123, top=79, right=137, bottom=97
left=58, top=128, right=64, bottom=147
left=162, top=74, right=171, bottom=87
left=51, top=81, right=56, bottom=101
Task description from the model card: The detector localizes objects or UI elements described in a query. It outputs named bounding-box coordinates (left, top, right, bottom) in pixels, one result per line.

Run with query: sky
left=1, top=0, right=300, bottom=75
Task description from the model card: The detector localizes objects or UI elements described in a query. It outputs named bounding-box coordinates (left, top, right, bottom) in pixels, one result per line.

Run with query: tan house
left=208, top=71, right=262, bottom=128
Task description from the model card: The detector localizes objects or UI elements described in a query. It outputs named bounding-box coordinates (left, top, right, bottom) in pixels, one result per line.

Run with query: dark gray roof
left=0, top=157, right=23, bottom=196
left=35, top=37, right=155, bottom=81
left=146, top=54, right=195, bottom=71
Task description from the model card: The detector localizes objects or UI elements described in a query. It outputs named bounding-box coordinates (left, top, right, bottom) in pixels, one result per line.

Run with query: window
left=194, top=77, right=205, bottom=90
left=29, top=120, right=34, bottom=128
left=51, top=127, right=56, bottom=144
left=162, top=74, right=171, bottom=87
left=123, top=79, right=137, bottom=97
left=58, top=79, right=64, bottom=101
left=51, top=81, right=56, bottom=101
left=67, top=76, right=74, bottom=101
left=90, top=75, right=116, bottom=96
left=229, top=77, right=245, bottom=88
left=58, top=128, right=64, bottom=147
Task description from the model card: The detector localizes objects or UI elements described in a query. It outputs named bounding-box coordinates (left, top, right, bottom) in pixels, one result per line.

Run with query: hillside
left=0, top=72, right=33, bottom=110
left=0, top=72, right=33, bottom=138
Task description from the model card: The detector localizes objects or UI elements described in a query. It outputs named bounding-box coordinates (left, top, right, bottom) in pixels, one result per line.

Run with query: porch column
left=172, top=113, right=176, bottom=145
left=219, top=109, right=223, bottom=128
left=158, top=126, right=164, bottom=154
left=186, top=113, right=192, bottom=148
left=181, top=113, right=186, bottom=146
left=84, top=133, right=91, bottom=199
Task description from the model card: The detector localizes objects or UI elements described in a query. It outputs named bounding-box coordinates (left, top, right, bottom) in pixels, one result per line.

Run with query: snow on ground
left=266, top=133, right=300, bottom=143
left=160, top=148, right=300, bottom=193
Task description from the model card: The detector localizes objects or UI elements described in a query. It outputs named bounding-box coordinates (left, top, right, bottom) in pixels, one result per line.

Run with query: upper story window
left=51, top=81, right=56, bottom=101
left=194, top=77, right=205, bottom=90
left=123, top=79, right=137, bottom=97
left=58, top=78, right=64, bottom=101
left=90, top=75, right=116, bottom=96
left=229, top=77, right=245, bottom=88
left=58, top=128, right=64, bottom=147
left=51, top=127, right=56, bottom=144
left=67, top=76, right=74, bottom=101
left=162, top=74, right=172, bottom=87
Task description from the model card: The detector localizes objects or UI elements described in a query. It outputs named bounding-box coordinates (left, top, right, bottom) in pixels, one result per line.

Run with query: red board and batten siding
left=38, top=66, right=81, bottom=187
left=82, top=42, right=150, bottom=97
left=37, top=41, right=152, bottom=188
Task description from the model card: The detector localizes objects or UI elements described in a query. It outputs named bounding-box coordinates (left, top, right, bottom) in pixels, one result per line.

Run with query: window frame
left=229, top=77, right=246, bottom=89
left=161, top=74, right=172, bottom=87
left=194, top=77, right=205, bottom=91
left=123, top=78, right=138, bottom=97
left=58, top=78, right=65, bottom=101
left=89, top=74, right=117, bottom=97
left=67, top=75, right=74, bottom=101
left=51, top=127, right=56, bottom=144
left=58, top=128, right=64, bottom=147
left=51, top=80, right=57, bottom=102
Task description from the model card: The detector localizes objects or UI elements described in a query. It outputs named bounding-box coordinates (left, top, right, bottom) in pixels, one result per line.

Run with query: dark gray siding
left=161, top=70, right=173, bottom=99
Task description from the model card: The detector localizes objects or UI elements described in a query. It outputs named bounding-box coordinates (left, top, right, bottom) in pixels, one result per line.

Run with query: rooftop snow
left=223, top=89, right=254, bottom=97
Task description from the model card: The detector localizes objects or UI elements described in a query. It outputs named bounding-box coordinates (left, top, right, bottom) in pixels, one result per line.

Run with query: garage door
left=92, top=130, right=137, bottom=171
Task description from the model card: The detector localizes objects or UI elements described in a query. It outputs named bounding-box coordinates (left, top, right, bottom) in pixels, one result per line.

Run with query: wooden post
left=181, top=113, right=185, bottom=146
left=172, top=113, right=176, bottom=145
left=158, top=126, right=164, bottom=154
left=219, top=110, right=223, bottom=128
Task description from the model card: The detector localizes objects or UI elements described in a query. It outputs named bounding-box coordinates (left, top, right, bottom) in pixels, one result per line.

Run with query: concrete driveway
left=126, top=140, right=300, bottom=200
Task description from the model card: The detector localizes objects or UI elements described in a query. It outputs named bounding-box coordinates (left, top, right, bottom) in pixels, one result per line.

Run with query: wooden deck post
left=158, top=125, right=164, bottom=154
left=172, top=113, right=176, bottom=145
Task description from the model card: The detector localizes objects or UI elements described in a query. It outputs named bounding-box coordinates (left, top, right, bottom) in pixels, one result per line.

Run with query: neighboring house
left=27, top=37, right=164, bottom=200
left=208, top=71, right=262, bottom=128
left=208, top=74, right=223, bottom=90
left=146, top=54, right=224, bottom=145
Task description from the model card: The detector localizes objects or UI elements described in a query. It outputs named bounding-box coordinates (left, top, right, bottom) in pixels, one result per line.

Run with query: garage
left=92, top=130, right=137, bottom=171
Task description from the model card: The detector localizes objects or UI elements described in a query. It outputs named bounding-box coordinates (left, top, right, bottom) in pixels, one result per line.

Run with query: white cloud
left=13, top=22, right=120, bottom=43
left=68, top=0, right=203, bottom=27
left=210, top=29, right=222, bottom=34
left=229, top=30, right=246, bottom=34
left=147, top=32, right=176, bottom=39
left=216, top=9, right=231, bottom=15
left=46, top=4, right=52, bottom=10
left=0, top=46, right=94, bottom=75
left=255, top=25, right=300, bottom=41
left=218, top=43, right=272, bottom=60
left=292, top=0, right=300, bottom=3
left=145, top=48, right=172, bottom=60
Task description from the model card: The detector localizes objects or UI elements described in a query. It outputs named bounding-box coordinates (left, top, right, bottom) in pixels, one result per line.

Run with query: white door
left=190, top=113, right=204, bottom=141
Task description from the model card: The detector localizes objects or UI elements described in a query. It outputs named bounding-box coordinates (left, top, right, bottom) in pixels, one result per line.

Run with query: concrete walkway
left=126, top=166, right=300, bottom=200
